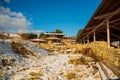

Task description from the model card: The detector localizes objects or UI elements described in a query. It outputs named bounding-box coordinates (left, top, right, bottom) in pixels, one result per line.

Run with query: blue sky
left=0, top=0, right=102, bottom=36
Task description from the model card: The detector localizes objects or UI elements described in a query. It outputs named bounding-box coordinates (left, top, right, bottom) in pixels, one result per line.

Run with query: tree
left=20, top=33, right=37, bottom=40
left=29, top=33, right=37, bottom=39
left=39, top=33, right=45, bottom=38
left=55, top=29, right=63, bottom=33
left=20, top=33, right=29, bottom=40
left=76, top=29, right=83, bottom=37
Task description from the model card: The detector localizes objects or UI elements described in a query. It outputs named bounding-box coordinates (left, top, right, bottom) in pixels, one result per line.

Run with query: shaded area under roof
left=77, top=0, right=120, bottom=42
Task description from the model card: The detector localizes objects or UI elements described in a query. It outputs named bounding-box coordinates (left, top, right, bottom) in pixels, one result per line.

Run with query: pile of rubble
left=0, top=39, right=48, bottom=79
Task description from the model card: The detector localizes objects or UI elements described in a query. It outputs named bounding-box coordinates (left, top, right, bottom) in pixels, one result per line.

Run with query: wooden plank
left=95, top=8, right=120, bottom=19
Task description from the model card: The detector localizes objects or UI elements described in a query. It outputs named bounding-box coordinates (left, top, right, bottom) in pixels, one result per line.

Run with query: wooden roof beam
left=96, top=24, right=120, bottom=31
left=110, top=18, right=120, bottom=23
left=112, top=23, right=120, bottom=26
left=81, top=19, right=106, bottom=41
left=85, top=18, right=120, bottom=31
left=97, top=34, right=106, bottom=39
left=110, top=33, right=120, bottom=38
left=95, top=8, right=120, bottom=19
left=85, top=27, right=94, bottom=30
left=80, top=7, right=120, bottom=41
left=110, top=25, right=120, bottom=31
left=97, top=34, right=115, bottom=41
left=96, top=26, right=106, bottom=30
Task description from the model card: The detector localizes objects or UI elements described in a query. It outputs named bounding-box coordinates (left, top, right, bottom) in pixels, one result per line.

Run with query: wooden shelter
left=76, top=0, right=120, bottom=48
left=44, top=33, right=65, bottom=44
left=30, top=39, right=45, bottom=44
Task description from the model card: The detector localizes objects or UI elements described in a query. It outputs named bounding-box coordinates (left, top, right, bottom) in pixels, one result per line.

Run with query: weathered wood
left=85, top=18, right=120, bottom=31
left=110, top=33, right=120, bottom=38
left=81, top=20, right=106, bottom=41
left=85, top=26, right=95, bottom=30
left=111, top=26, right=120, bottom=31
left=95, top=8, right=120, bottom=19
left=97, top=34, right=107, bottom=39
left=106, top=20, right=110, bottom=48
left=110, top=18, right=120, bottom=23
left=119, top=37, right=120, bottom=47
left=80, top=7, right=120, bottom=42
left=87, top=36, right=89, bottom=43
left=84, top=39, right=85, bottom=44
left=93, top=31, right=96, bottom=42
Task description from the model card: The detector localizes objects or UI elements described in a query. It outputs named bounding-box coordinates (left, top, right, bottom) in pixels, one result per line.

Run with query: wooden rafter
left=83, top=8, right=119, bottom=40
left=110, top=25, right=120, bottom=31
left=95, top=8, right=120, bottom=19
left=85, top=26, right=95, bottom=30
left=112, top=23, right=120, bottom=26
left=81, top=19, right=106, bottom=41
left=97, top=34, right=106, bottom=39
left=77, top=1, right=120, bottom=43
left=85, top=18, right=120, bottom=31
left=110, top=33, right=120, bottom=38
left=110, top=18, right=120, bottom=23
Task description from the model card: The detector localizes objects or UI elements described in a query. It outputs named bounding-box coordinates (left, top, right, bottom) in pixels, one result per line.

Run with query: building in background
left=9, top=34, right=21, bottom=39
left=30, top=39, right=45, bottom=44
left=44, top=33, right=65, bottom=45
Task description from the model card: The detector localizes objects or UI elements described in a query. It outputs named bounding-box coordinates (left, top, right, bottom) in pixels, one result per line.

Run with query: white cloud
left=0, top=6, right=31, bottom=28
left=4, top=0, right=10, bottom=3
left=0, top=6, right=43, bottom=35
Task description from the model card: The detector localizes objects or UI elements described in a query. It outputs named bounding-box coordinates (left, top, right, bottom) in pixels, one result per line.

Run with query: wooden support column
left=87, top=36, right=89, bottom=43
left=84, top=39, right=85, bottom=44
left=93, top=30, right=96, bottom=42
left=106, top=20, right=110, bottom=48
left=119, top=37, right=120, bottom=47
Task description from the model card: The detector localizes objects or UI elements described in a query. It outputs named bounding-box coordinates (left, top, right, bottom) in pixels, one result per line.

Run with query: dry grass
left=29, top=72, right=43, bottom=76
left=66, top=72, right=76, bottom=80
left=68, top=56, right=86, bottom=65
left=94, top=74, right=100, bottom=78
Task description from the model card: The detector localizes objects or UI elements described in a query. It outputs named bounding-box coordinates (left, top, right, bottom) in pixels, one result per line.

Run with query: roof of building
left=44, top=33, right=65, bottom=36
left=30, top=39, right=45, bottom=42
left=46, top=37, right=60, bottom=40
left=77, top=0, right=120, bottom=42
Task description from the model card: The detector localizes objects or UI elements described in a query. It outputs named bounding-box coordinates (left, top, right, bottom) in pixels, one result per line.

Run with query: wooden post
left=119, top=37, right=120, bottom=47
left=84, top=39, right=85, bottom=44
left=107, top=20, right=110, bottom=48
left=87, top=36, right=89, bottom=43
left=93, top=30, right=96, bottom=42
